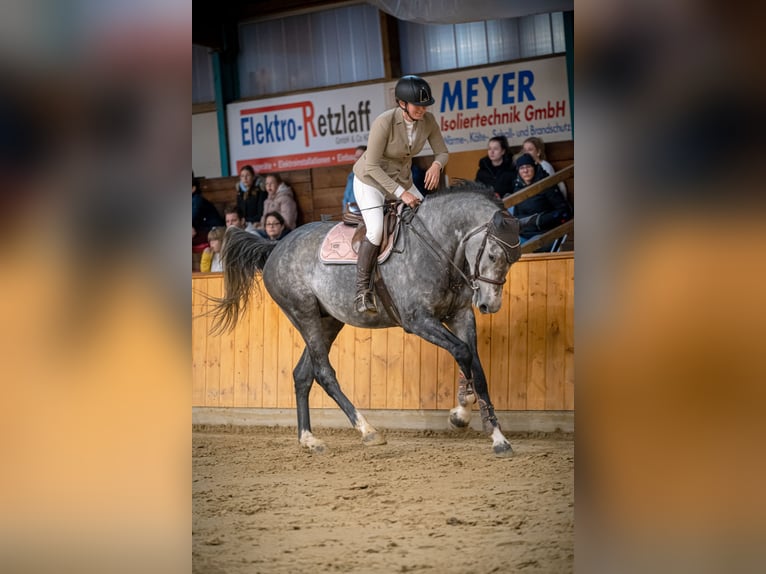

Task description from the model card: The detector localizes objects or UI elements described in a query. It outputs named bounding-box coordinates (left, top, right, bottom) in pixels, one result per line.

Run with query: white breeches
left=353, top=178, right=423, bottom=245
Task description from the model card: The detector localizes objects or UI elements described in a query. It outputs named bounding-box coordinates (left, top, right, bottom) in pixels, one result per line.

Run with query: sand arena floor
left=193, top=425, right=573, bottom=573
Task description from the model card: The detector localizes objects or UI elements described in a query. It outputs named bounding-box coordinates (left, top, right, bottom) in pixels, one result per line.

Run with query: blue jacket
left=343, top=172, right=360, bottom=213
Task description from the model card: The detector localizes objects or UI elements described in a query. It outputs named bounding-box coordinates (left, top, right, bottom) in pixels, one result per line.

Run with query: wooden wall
left=192, top=252, right=574, bottom=412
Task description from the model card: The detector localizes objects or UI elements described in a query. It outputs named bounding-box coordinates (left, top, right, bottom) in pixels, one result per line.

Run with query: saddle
left=320, top=201, right=402, bottom=265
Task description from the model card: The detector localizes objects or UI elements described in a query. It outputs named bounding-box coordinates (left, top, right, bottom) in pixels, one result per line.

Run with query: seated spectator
left=507, top=153, right=572, bottom=248
left=476, top=135, right=515, bottom=199
left=236, top=165, right=267, bottom=229
left=521, top=136, right=568, bottom=200
left=261, top=173, right=298, bottom=230
left=224, top=204, right=257, bottom=234
left=255, top=211, right=291, bottom=241
left=200, top=226, right=224, bottom=272
left=193, top=174, right=224, bottom=245
left=343, top=146, right=367, bottom=213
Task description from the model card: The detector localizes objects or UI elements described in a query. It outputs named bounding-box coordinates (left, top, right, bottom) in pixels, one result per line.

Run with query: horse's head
left=464, top=210, right=521, bottom=314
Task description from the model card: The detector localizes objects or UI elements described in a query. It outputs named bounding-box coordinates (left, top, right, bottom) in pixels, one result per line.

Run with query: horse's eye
left=488, top=253, right=496, bottom=263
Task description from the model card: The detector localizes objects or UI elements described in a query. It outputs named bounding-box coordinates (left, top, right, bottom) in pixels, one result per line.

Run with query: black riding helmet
left=395, top=75, right=435, bottom=107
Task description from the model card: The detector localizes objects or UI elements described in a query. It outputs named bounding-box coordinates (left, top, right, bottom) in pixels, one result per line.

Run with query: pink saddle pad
left=319, top=223, right=395, bottom=265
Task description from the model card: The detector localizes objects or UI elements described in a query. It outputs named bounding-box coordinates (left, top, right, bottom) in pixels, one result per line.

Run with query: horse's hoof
left=449, top=406, right=471, bottom=430
left=362, top=432, right=387, bottom=446
left=493, top=442, right=514, bottom=458
left=448, top=413, right=470, bottom=430
left=299, top=432, right=328, bottom=454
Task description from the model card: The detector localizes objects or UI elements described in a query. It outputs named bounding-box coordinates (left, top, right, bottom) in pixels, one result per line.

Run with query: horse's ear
left=492, top=210, right=520, bottom=236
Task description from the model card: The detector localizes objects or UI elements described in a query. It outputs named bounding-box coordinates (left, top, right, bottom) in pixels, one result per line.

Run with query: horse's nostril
left=479, top=304, right=489, bottom=314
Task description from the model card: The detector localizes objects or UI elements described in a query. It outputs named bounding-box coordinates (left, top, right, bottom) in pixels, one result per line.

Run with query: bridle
left=460, top=219, right=520, bottom=289
left=403, top=208, right=520, bottom=291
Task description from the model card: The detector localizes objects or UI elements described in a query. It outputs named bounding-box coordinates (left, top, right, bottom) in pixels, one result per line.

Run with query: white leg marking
left=355, top=412, right=387, bottom=445
left=491, top=427, right=513, bottom=457
left=299, top=430, right=326, bottom=453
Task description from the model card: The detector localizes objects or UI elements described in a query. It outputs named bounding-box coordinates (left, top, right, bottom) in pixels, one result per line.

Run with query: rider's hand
left=424, top=163, right=441, bottom=190
left=401, top=190, right=421, bottom=209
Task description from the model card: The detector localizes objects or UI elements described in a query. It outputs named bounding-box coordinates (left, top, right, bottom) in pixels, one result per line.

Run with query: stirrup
left=354, top=290, right=377, bottom=314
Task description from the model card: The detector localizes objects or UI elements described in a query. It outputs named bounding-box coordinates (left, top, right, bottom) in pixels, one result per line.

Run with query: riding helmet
left=395, top=75, right=435, bottom=107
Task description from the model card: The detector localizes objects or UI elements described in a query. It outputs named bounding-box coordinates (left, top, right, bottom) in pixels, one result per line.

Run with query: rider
left=352, top=75, right=449, bottom=314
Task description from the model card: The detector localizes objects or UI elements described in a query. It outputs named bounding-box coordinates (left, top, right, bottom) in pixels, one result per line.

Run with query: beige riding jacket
left=353, top=107, right=449, bottom=200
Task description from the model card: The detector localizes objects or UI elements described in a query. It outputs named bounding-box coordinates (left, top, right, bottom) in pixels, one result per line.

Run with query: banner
left=227, top=84, right=386, bottom=174
left=227, top=56, right=570, bottom=173
left=426, top=56, right=572, bottom=154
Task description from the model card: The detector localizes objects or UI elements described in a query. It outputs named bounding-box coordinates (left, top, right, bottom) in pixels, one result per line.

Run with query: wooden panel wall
left=192, top=253, right=574, bottom=412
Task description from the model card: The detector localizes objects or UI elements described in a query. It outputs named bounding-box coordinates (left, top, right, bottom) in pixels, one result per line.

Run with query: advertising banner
left=427, top=56, right=571, bottom=154
left=227, top=84, right=386, bottom=174
left=227, top=56, right=570, bottom=172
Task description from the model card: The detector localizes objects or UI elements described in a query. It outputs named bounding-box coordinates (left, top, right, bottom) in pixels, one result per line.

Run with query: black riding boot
left=354, top=238, right=380, bottom=314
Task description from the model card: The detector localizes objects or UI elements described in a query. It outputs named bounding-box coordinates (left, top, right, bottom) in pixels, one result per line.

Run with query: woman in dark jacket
left=236, top=165, right=267, bottom=228
left=475, top=135, right=515, bottom=198
left=255, top=211, right=291, bottom=241
left=506, top=153, right=571, bottom=243
left=192, top=175, right=224, bottom=244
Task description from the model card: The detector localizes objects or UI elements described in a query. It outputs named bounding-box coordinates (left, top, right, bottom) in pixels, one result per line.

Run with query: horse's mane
left=422, top=180, right=504, bottom=210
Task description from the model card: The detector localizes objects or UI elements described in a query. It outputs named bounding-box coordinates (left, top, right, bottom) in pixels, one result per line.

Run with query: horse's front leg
left=448, top=370, right=476, bottom=430
left=445, top=311, right=513, bottom=457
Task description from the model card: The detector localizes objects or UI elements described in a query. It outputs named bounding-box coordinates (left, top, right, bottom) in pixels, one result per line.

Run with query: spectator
left=507, top=153, right=572, bottom=248
left=261, top=173, right=298, bottom=230
left=224, top=203, right=257, bottom=234
left=236, top=165, right=267, bottom=229
left=343, top=146, right=367, bottom=213
left=255, top=211, right=291, bottom=241
left=475, top=135, right=515, bottom=199
left=192, top=174, right=224, bottom=245
left=200, top=226, right=224, bottom=272
left=521, top=136, right=568, bottom=200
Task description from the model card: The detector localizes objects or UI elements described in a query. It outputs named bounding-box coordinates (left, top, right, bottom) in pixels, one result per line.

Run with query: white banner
left=227, top=84, right=387, bottom=174
left=425, top=56, right=571, bottom=154
left=227, top=56, right=570, bottom=173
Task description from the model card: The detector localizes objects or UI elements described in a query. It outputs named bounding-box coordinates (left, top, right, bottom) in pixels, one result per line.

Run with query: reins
left=400, top=206, right=519, bottom=291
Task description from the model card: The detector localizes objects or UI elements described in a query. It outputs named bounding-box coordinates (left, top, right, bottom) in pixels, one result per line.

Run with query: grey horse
left=210, top=187, right=521, bottom=456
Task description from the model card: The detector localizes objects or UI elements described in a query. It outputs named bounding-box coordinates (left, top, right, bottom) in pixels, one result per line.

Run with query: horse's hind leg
left=293, top=349, right=326, bottom=454
left=292, top=316, right=346, bottom=454
left=313, top=361, right=387, bottom=447
left=292, top=315, right=386, bottom=450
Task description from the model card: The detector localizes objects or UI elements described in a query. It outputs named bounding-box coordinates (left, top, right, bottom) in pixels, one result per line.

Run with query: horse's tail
left=209, top=227, right=277, bottom=334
